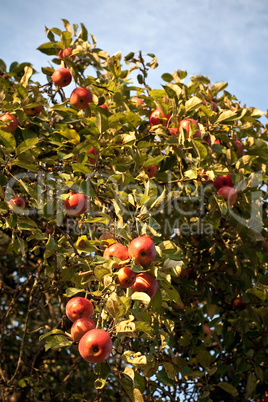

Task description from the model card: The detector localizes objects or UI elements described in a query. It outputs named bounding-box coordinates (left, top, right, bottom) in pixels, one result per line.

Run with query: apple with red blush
left=78, top=328, right=113, bottom=363
left=131, top=271, right=158, bottom=298
left=128, top=236, right=157, bottom=266
left=52, top=67, right=72, bottom=88
left=0, top=113, right=18, bottom=132
left=116, top=266, right=136, bottom=288
left=66, top=297, right=94, bottom=322
left=217, top=186, right=237, bottom=206
left=63, top=191, right=88, bottom=216
left=103, top=242, right=129, bottom=268
left=70, top=87, right=93, bottom=109
left=8, top=196, right=25, bottom=212
left=149, top=108, right=170, bottom=126
left=213, top=173, right=233, bottom=190
left=71, top=317, right=96, bottom=342
left=144, top=165, right=157, bottom=178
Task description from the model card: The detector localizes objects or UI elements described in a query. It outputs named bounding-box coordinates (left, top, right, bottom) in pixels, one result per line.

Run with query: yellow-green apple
left=63, top=191, right=88, bottom=216
left=70, top=86, right=93, bottom=109
left=66, top=297, right=94, bottom=322
left=131, top=272, right=158, bottom=298
left=103, top=242, right=129, bottom=268
left=8, top=196, right=25, bottom=212
left=87, top=146, right=98, bottom=164
left=232, top=297, right=246, bottom=310
left=144, top=165, right=157, bottom=178
left=52, top=67, right=72, bottom=88
left=178, top=118, right=200, bottom=139
left=0, top=113, right=18, bottom=132
left=71, top=317, right=96, bottom=342
left=149, top=108, right=170, bottom=126
left=217, top=186, right=237, bottom=206
left=116, top=266, right=136, bottom=288
left=128, top=236, right=156, bottom=266
left=78, top=328, right=113, bottom=363
left=24, top=105, right=43, bottom=116
left=213, top=173, right=233, bottom=190
left=233, top=138, right=244, bottom=157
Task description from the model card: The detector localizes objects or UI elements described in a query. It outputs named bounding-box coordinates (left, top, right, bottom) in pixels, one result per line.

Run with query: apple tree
left=0, top=19, right=267, bottom=402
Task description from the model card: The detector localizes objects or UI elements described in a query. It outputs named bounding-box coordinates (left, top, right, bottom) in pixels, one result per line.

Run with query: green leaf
left=216, top=110, right=238, bottom=124
left=16, top=137, right=39, bottom=156
left=185, top=96, right=203, bottom=112
left=161, top=73, right=174, bottom=83
left=160, top=278, right=182, bottom=304
left=64, top=287, right=85, bottom=297
left=37, top=42, right=57, bottom=55
left=39, top=329, right=65, bottom=341
left=216, top=382, right=238, bottom=397
left=148, top=89, right=166, bottom=98
left=192, top=139, right=208, bottom=159
left=94, top=265, right=112, bottom=281
left=0, top=129, right=16, bottom=150
left=246, top=373, right=257, bottom=396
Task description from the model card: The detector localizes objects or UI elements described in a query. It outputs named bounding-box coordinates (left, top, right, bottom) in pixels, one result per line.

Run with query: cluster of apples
left=65, top=296, right=113, bottom=363
left=213, top=172, right=238, bottom=206
left=103, top=235, right=159, bottom=298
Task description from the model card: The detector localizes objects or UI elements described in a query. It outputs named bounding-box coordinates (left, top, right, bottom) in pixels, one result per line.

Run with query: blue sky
left=1, top=0, right=268, bottom=122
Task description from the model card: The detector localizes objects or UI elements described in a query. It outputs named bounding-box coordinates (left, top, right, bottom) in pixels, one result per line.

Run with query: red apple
left=24, top=105, right=43, bottom=116
left=87, top=146, right=98, bottom=164
left=131, top=272, right=158, bottom=298
left=262, top=238, right=268, bottom=253
left=70, top=87, right=93, bottom=109
left=0, top=113, right=18, bottom=132
left=71, top=317, right=96, bottom=342
left=66, top=297, right=94, bottom=322
left=213, top=173, right=233, bottom=190
left=63, top=191, right=88, bottom=216
left=178, top=118, right=200, bottom=139
left=128, top=236, right=156, bottom=266
left=117, top=266, right=136, bottom=288
left=58, top=47, right=74, bottom=60
left=168, top=127, right=178, bottom=137
left=233, top=138, right=244, bottom=157
left=149, top=108, right=170, bottom=126
left=232, top=297, right=246, bottom=310
left=8, top=196, right=25, bottom=212
left=202, top=324, right=213, bottom=336
left=144, top=165, right=157, bottom=178
left=52, top=67, right=72, bottom=88
left=78, top=328, right=113, bottom=363
left=103, top=242, right=129, bottom=268
left=217, top=186, right=237, bottom=206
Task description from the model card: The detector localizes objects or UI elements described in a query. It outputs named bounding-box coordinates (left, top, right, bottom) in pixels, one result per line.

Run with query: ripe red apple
left=103, top=242, right=129, bottom=268
left=58, top=47, right=74, bottom=60
left=213, top=173, right=233, bottom=190
left=128, top=236, right=157, bottom=266
left=178, top=118, right=200, bottom=139
left=168, top=127, right=178, bottom=137
left=149, top=108, right=170, bottom=126
left=63, top=191, right=88, bottom=216
left=131, top=272, right=158, bottom=298
left=78, top=328, right=113, bottom=363
left=24, top=105, right=43, bottom=116
left=8, top=196, right=25, bottom=211
left=0, top=113, right=18, bottom=132
left=66, top=297, right=94, bottom=322
left=70, top=86, right=93, bottom=109
left=232, top=297, right=246, bottom=310
left=87, top=146, right=98, bottom=164
left=202, top=324, right=213, bottom=336
left=144, top=165, right=157, bottom=178
left=233, top=138, right=244, bottom=157
left=262, top=238, right=268, bottom=253
left=217, top=186, right=237, bottom=206
left=117, top=266, right=136, bottom=288
left=52, top=67, right=72, bottom=88
left=71, top=317, right=96, bottom=342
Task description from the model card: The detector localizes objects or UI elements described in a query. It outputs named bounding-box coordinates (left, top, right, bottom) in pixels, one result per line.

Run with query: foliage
left=0, top=19, right=267, bottom=402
